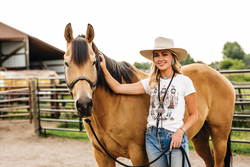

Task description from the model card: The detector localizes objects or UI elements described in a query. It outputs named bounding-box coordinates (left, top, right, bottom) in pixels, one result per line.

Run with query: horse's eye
left=65, top=62, right=69, bottom=67
left=93, top=61, right=96, bottom=66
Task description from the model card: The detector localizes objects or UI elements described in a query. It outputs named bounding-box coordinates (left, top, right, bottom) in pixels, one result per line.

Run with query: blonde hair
left=149, top=50, right=183, bottom=89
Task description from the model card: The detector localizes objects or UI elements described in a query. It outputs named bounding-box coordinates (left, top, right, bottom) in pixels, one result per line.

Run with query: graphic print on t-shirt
left=150, top=84, right=179, bottom=121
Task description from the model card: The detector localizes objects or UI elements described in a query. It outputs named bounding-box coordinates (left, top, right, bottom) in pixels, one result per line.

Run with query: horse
left=63, top=23, right=235, bottom=167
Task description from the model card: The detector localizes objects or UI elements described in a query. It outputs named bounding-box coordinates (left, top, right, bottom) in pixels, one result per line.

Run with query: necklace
left=162, top=72, right=174, bottom=80
left=155, top=71, right=175, bottom=137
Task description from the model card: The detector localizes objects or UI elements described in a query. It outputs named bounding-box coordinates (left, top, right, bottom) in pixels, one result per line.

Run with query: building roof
left=0, top=22, right=65, bottom=61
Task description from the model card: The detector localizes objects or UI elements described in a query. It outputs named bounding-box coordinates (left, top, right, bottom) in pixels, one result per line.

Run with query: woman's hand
left=99, top=52, right=106, bottom=71
left=170, top=128, right=185, bottom=151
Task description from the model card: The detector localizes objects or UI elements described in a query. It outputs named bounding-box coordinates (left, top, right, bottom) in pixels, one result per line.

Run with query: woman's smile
left=158, top=62, right=166, bottom=66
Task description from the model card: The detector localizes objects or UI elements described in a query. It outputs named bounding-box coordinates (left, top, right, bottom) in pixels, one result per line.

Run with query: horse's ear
left=85, top=24, right=94, bottom=43
left=64, top=23, right=74, bottom=43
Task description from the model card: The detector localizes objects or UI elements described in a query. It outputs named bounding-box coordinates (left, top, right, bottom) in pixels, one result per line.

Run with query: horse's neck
left=90, top=86, right=119, bottom=130
left=91, top=56, right=149, bottom=128
left=97, top=55, right=148, bottom=88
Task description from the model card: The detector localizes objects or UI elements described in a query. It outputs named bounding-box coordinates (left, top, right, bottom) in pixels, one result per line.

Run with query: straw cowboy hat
left=140, top=37, right=188, bottom=62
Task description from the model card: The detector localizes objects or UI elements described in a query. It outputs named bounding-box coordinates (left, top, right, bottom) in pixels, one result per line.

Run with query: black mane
left=72, top=35, right=137, bottom=94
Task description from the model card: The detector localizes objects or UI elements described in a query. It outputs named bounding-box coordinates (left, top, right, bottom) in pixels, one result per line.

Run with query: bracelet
left=180, top=127, right=186, bottom=133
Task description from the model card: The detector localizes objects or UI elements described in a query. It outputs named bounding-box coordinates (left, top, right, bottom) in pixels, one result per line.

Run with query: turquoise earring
left=171, top=60, right=175, bottom=65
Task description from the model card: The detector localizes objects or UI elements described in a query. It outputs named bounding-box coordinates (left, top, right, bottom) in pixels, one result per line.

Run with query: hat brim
left=140, top=48, right=188, bottom=62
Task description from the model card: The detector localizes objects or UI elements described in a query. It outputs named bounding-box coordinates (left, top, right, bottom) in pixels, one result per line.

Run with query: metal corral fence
left=1, top=70, right=250, bottom=144
left=220, top=69, right=250, bottom=144
left=0, top=78, right=32, bottom=123
left=35, top=72, right=250, bottom=144
left=33, top=76, right=85, bottom=136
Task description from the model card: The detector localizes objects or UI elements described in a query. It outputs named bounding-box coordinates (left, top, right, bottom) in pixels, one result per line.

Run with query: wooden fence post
left=31, top=79, right=39, bottom=136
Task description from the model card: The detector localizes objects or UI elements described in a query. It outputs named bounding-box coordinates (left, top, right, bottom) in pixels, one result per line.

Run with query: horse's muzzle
left=75, top=98, right=93, bottom=117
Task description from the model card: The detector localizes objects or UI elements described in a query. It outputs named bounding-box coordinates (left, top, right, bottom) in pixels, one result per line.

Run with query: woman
left=99, top=37, right=198, bottom=167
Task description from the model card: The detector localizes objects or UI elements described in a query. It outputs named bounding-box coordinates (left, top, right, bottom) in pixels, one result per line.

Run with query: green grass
left=231, top=131, right=250, bottom=141
left=39, top=112, right=88, bottom=139
left=40, top=121, right=89, bottom=140
left=231, top=143, right=250, bottom=156
left=231, top=131, right=250, bottom=155
left=40, top=129, right=89, bottom=140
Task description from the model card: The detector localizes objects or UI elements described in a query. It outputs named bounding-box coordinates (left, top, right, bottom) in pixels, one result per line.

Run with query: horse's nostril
left=88, top=99, right=93, bottom=108
left=76, top=100, right=81, bottom=110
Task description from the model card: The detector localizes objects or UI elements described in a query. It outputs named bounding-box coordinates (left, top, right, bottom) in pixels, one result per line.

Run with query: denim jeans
left=145, top=126, right=189, bottom=167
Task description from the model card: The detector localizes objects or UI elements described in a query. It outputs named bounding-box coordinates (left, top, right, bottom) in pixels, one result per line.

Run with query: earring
left=171, top=60, right=175, bottom=65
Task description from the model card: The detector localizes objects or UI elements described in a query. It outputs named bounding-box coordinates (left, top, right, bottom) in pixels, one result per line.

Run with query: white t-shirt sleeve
left=140, top=78, right=151, bottom=95
left=184, top=77, right=196, bottom=97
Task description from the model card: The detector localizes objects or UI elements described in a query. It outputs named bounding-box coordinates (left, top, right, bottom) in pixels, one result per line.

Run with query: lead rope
left=84, top=118, right=191, bottom=167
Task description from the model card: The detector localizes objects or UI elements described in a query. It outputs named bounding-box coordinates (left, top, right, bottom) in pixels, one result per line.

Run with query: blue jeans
left=145, top=126, right=189, bottom=167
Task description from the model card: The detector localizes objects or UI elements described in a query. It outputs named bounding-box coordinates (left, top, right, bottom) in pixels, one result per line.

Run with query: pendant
left=163, top=76, right=168, bottom=79
left=157, top=107, right=164, bottom=114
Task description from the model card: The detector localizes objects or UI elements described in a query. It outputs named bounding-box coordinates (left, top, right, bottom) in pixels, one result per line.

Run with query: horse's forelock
left=71, top=36, right=89, bottom=66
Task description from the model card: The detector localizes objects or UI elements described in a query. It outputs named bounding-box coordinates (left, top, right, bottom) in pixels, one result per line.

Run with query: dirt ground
left=0, top=122, right=250, bottom=167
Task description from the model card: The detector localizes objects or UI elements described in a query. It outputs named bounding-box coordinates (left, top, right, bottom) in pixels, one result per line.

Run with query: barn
left=0, top=22, right=65, bottom=75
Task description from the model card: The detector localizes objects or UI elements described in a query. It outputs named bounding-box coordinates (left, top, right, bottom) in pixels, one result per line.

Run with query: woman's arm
left=99, top=53, right=146, bottom=95
left=181, top=93, right=198, bottom=133
left=170, top=92, right=198, bottom=151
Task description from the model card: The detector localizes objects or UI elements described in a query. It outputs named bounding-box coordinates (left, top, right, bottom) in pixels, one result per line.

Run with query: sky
left=1, top=0, right=250, bottom=65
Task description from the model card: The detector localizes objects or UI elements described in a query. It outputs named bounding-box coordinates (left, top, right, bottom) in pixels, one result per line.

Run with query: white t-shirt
left=141, top=74, right=196, bottom=132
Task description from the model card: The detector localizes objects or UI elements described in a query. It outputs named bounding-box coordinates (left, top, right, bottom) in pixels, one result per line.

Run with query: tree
left=219, top=58, right=245, bottom=70
left=219, top=58, right=233, bottom=69
left=243, top=53, right=250, bottom=62
left=179, top=54, right=195, bottom=66
left=229, top=59, right=245, bottom=69
left=133, top=62, right=152, bottom=70
left=196, top=60, right=205, bottom=64
left=222, top=41, right=245, bottom=60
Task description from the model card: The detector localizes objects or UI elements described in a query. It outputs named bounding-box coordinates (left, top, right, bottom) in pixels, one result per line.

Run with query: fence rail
left=219, top=69, right=250, bottom=74
left=0, top=78, right=32, bottom=123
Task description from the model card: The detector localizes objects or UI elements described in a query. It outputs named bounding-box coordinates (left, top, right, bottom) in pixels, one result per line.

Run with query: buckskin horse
left=63, top=23, right=235, bottom=167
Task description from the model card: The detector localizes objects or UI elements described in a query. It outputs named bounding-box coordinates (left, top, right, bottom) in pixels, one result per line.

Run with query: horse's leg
left=128, top=144, right=149, bottom=167
left=191, top=123, right=214, bottom=167
left=210, top=126, right=231, bottom=167
left=94, top=148, right=116, bottom=167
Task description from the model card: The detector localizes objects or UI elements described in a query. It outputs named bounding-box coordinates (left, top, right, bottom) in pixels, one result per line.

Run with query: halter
left=64, top=67, right=97, bottom=97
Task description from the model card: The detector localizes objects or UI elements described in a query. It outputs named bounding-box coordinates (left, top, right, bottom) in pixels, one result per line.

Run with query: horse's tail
left=224, top=131, right=232, bottom=167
